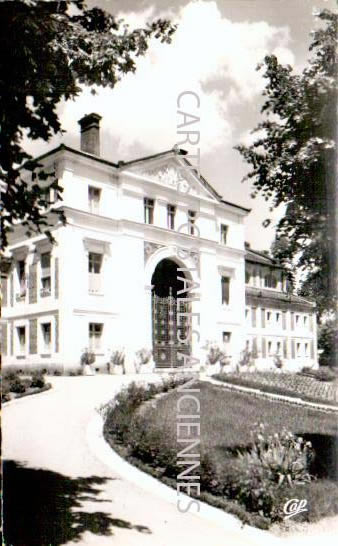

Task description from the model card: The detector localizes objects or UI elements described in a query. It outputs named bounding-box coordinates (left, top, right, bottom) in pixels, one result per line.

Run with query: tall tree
left=236, top=9, right=337, bottom=318
left=0, top=0, right=176, bottom=248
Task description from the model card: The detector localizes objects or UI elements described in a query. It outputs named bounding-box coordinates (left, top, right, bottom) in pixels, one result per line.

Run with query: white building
left=1, top=113, right=317, bottom=373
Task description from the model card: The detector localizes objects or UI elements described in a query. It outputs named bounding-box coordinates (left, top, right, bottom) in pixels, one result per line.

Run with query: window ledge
left=16, top=355, right=25, bottom=359
left=41, top=353, right=52, bottom=358
left=88, top=291, right=104, bottom=296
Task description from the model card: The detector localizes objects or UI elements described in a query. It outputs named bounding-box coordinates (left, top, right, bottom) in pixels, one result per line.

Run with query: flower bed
left=213, top=371, right=338, bottom=406
left=2, top=372, right=51, bottom=402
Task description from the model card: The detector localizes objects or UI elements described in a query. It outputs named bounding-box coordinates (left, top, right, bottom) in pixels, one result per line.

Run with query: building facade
left=1, top=114, right=317, bottom=373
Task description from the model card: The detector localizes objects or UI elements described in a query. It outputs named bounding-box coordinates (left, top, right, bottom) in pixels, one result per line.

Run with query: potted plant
left=203, top=340, right=227, bottom=376
left=134, top=348, right=153, bottom=373
left=81, top=348, right=96, bottom=375
left=236, top=346, right=256, bottom=373
left=110, top=348, right=126, bottom=375
left=273, top=353, right=284, bottom=372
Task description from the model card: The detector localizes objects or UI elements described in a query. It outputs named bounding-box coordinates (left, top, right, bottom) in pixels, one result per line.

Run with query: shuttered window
left=89, top=323, right=103, bottom=351
left=283, top=339, right=288, bottom=358
left=291, top=339, right=295, bottom=358
left=88, top=252, right=103, bottom=293
left=252, top=307, right=257, bottom=327
left=221, top=276, right=230, bottom=305
left=41, top=252, right=51, bottom=296
left=261, top=308, right=265, bottom=328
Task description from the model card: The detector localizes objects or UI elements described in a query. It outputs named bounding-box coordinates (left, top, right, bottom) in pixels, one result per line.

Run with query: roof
left=246, top=286, right=315, bottom=309
left=23, top=144, right=119, bottom=170
left=28, top=144, right=251, bottom=215
left=245, top=247, right=278, bottom=267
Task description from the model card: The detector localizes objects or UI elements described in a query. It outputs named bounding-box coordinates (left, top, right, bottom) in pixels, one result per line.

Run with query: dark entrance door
left=151, top=259, right=191, bottom=368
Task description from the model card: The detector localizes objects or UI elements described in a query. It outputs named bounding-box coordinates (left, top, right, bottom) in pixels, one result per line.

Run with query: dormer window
left=144, top=198, right=154, bottom=224
left=88, top=186, right=101, bottom=214
left=188, top=210, right=196, bottom=235
left=220, top=224, right=228, bottom=244
left=167, top=204, right=176, bottom=230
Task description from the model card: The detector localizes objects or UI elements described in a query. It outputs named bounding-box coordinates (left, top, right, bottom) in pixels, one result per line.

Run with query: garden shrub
left=30, top=372, right=45, bottom=389
left=230, top=424, right=314, bottom=520
left=314, top=367, right=336, bottom=382
left=9, top=378, right=26, bottom=394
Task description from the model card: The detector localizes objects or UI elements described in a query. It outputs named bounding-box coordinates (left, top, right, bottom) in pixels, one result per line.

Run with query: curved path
left=2, top=376, right=335, bottom=545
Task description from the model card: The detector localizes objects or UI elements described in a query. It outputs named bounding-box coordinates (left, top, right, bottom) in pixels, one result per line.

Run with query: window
left=17, top=326, right=26, bottom=354
left=17, top=259, right=26, bottom=298
left=41, top=323, right=51, bottom=353
left=245, top=308, right=249, bottom=320
left=267, top=311, right=272, bottom=324
left=268, top=341, right=272, bottom=355
left=304, top=342, right=309, bottom=357
left=167, top=204, right=176, bottom=230
left=295, top=314, right=300, bottom=325
left=276, top=341, right=281, bottom=354
left=220, top=224, right=228, bottom=244
left=188, top=210, right=196, bottom=235
left=88, top=186, right=101, bottom=214
left=221, top=276, right=230, bottom=305
left=296, top=342, right=301, bottom=356
left=303, top=315, right=308, bottom=327
left=222, top=331, right=231, bottom=343
left=276, top=312, right=280, bottom=324
left=88, top=252, right=103, bottom=293
left=144, top=198, right=154, bottom=224
left=264, top=272, right=277, bottom=289
left=40, top=252, right=51, bottom=296
left=89, top=323, right=103, bottom=352
left=245, top=268, right=251, bottom=284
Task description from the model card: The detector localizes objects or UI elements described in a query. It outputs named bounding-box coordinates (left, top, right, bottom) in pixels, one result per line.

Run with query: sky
left=25, top=0, right=336, bottom=251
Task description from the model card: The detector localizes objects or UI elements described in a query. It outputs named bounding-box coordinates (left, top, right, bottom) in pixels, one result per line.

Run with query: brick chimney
left=78, top=113, right=102, bottom=156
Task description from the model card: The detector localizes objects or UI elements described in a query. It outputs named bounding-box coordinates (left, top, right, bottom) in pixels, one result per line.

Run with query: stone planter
left=136, top=359, right=155, bottom=374
left=83, top=364, right=95, bottom=376
left=206, top=361, right=221, bottom=376
left=112, top=365, right=125, bottom=375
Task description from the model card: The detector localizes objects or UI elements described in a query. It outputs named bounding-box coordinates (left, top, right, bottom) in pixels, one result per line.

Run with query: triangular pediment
left=124, top=153, right=220, bottom=202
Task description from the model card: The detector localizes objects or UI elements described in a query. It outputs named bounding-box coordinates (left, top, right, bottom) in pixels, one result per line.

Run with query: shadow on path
left=3, top=460, right=152, bottom=545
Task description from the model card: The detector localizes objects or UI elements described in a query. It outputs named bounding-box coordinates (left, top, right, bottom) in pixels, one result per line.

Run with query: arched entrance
left=151, top=258, right=191, bottom=368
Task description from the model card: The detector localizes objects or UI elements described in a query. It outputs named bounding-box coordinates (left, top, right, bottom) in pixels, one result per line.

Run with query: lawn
left=145, top=380, right=337, bottom=452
